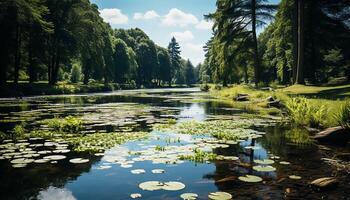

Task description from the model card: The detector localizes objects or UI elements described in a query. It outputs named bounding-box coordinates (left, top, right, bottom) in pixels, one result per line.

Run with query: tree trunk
left=244, top=64, right=248, bottom=84
left=296, top=0, right=305, bottom=84
left=14, top=23, right=21, bottom=84
left=28, top=34, right=37, bottom=83
left=251, top=0, right=261, bottom=87
left=49, top=49, right=60, bottom=85
left=292, top=0, right=298, bottom=84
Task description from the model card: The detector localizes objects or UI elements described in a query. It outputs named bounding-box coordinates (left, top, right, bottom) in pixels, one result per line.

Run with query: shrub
left=286, top=97, right=327, bottom=128
left=70, top=63, right=82, bottom=83
left=334, top=101, right=350, bottom=129
left=200, top=84, right=210, bottom=92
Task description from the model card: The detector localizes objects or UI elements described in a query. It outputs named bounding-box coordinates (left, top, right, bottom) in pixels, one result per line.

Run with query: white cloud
left=170, top=31, right=194, bottom=42
left=162, top=8, right=199, bottom=27
left=182, top=42, right=205, bottom=66
left=134, top=10, right=160, bottom=20
left=99, top=8, right=128, bottom=25
left=196, top=20, right=214, bottom=30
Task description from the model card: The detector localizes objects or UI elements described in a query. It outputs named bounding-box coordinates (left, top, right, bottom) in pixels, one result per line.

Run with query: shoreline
left=0, top=82, right=197, bottom=98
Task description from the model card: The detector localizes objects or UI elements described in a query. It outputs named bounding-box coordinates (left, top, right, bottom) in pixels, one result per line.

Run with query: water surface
left=0, top=88, right=349, bottom=200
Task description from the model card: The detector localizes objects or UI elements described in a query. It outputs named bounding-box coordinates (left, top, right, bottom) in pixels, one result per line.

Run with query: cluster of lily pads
left=154, top=119, right=267, bottom=141
left=0, top=138, right=90, bottom=168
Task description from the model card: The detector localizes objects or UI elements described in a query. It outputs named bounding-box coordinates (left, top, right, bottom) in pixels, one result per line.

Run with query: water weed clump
left=334, top=101, right=350, bottom=129
left=179, top=149, right=218, bottom=163
left=286, top=97, right=327, bottom=128
left=156, top=119, right=261, bottom=141
left=44, top=116, right=83, bottom=134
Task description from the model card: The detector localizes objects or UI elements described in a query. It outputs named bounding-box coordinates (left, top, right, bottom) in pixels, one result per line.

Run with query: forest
left=0, top=0, right=197, bottom=91
left=200, top=0, right=350, bottom=87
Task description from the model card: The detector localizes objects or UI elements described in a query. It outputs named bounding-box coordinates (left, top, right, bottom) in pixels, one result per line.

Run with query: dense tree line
left=201, top=0, right=350, bottom=86
left=0, top=0, right=197, bottom=87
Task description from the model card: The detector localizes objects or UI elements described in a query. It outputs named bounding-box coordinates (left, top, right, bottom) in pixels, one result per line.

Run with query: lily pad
left=289, top=175, right=302, bottom=180
left=279, top=161, right=291, bottom=165
left=11, top=158, right=34, bottom=164
left=34, top=159, right=50, bottom=163
left=151, top=169, right=165, bottom=174
left=254, top=159, right=274, bottom=165
left=162, top=181, right=185, bottom=191
left=69, top=158, right=89, bottom=164
left=12, top=163, right=27, bottom=168
left=139, top=181, right=164, bottom=191
left=253, top=165, right=276, bottom=172
left=120, top=164, right=132, bottom=168
left=43, top=155, right=66, bottom=161
left=180, top=193, right=198, bottom=200
left=52, top=149, right=70, bottom=154
left=131, top=169, right=146, bottom=174
left=208, top=192, right=232, bottom=200
left=130, top=193, right=142, bottom=199
left=238, top=175, right=263, bottom=183
left=223, top=156, right=239, bottom=161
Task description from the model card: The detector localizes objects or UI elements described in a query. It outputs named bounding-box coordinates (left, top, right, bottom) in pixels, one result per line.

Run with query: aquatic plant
left=208, top=192, right=232, bottom=200
left=155, top=145, right=165, bottom=151
left=179, top=148, right=218, bottom=163
left=13, top=122, right=27, bottom=139
left=67, top=131, right=148, bottom=153
left=180, top=193, right=198, bottom=200
left=238, top=175, right=263, bottom=183
left=139, top=181, right=185, bottom=191
left=334, top=101, right=350, bottom=129
left=44, top=116, right=83, bottom=134
left=286, top=97, right=327, bottom=128
left=156, top=119, right=258, bottom=141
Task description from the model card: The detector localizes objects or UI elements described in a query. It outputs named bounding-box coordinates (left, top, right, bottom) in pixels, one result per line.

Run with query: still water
left=0, top=88, right=349, bottom=200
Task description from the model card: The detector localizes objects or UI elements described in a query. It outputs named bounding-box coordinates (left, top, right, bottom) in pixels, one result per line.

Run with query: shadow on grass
left=291, top=85, right=350, bottom=100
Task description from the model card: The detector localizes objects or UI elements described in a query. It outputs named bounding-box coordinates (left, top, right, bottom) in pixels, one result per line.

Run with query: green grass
left=210, top=84, right=350, bottom=128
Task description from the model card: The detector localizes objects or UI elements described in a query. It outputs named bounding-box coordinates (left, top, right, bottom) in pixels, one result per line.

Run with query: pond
left=0, top=88, right=349, bottom=200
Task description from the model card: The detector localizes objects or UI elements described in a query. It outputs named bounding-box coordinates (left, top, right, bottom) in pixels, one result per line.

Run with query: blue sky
left=92, top=0, right=280, bottom=65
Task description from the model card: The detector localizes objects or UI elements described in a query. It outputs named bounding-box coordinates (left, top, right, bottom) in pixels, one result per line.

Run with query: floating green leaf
left=208, top=192, right=232, bottom=200
left=238, top=175, right=263, bottom=183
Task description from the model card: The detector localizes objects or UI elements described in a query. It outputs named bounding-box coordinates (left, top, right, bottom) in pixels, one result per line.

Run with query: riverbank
left=0, top=82, right=194, bottom=98
left=209, top=84, right=350, bottom=128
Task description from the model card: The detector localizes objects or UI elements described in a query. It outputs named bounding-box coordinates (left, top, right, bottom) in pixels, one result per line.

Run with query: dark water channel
left=0, top=88, right=349, bottom=200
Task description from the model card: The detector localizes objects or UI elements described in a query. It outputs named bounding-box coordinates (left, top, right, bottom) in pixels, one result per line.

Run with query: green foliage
left=200, top=84, right=210, bottom=92
left=286, top=97, right=327, bottom=128
left=0, top=131, right=8, bottom=141
left=45, top=116, right=83, bottom=134
left=155, top=145, right=165, bottom=151
left=179, top=149, right=218, bottom=163
left=70, top=63, right=82, bottom=83
left=13, top=122, right=27, bottom=139
left=334, top=101, right=350, bottom=129
left=156, top=119, right=257, bottom=141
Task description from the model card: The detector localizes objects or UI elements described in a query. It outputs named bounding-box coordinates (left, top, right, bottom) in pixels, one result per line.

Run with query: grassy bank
left=0, top=82, right=193, bottom=98
left=209, top=84, right=350, bottom=128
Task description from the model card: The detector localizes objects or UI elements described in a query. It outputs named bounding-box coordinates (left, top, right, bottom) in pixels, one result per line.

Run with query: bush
left=286, top=97, right=327, bottom=128
left=334, top=101, right=350, bottom=129
left=257, top=81, right=267, bottom=88
left=70, top=63, right=82, bottom=83
left=269, top=80, right=279, bottom=89
left=200, top=84, right=210, bottom=92
left=214, top=84, right=222, bottom=90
